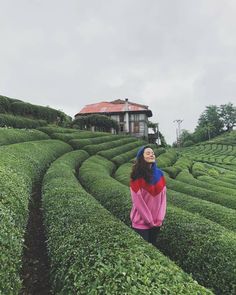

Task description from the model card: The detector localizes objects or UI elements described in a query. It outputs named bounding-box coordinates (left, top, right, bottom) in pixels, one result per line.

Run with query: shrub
left=42, top=152, right=212, bottom=294
left=79, top=156, right=236, bottom=294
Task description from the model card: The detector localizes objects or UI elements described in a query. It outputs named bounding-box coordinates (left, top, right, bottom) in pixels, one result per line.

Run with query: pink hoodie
left=130, top=177, right=167, bottom=229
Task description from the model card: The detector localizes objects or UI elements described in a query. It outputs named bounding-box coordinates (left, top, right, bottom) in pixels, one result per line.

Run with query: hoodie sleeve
left=130, top=179, right=155, bottom=227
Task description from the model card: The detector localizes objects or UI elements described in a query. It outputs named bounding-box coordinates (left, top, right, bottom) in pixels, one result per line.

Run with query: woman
left=130, top=145, right=166, bottom=246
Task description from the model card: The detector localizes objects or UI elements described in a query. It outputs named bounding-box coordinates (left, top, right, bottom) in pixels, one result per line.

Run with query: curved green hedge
left=79, top=156, right=236, bottom=294
left=0, top=114, right=47, bottom=129
left=156, top=149, right=178, bottom=168
left=84, top=137, right=138, bottom=155
left=69, top=135, right=124, bottom=150
left=37, top=126, right=79, bottom=135
left=167, top=176, right=236, bottom=209
left=42, top=152, right=212, bottom=294
left=177, top=170, right=236, bottom=196
left=0, top=128, right=49, bottom=146
left=0, top=140, right=72, bottom=294
left=167, top=189, right=236, bottom=232
left=98, top=140, right=147, bottom=160
left=51, top=131, right=109, bottom=142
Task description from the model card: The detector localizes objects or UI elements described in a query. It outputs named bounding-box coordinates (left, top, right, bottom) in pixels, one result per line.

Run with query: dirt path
left=19, top=184, right=52, bottom=295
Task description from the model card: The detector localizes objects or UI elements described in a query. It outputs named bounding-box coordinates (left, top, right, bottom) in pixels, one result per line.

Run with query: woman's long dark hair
left=130, top=151, right=153, bottom=183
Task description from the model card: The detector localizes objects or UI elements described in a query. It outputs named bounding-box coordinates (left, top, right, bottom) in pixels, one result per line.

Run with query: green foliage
left=42, top=153, right=212, bottom=294
left=97, top=140, right=147, bottom=160
left=182, top=103, right=236, bottom=144
left=0, top=128, right=49, bottom=146
left=176, top=170, right=236, bottom=198
left=156, top=149, right=178, bottom=168
left=73, top=114, right=119, bottom=132
left=167, top=189, right=236, bottom=232
left=0, top=95, right=11, bottom=113
left=219, top=102, right=236, bottom=131
left=0, top=94, right=70, bottom=126
left=0, top=114, right=47, bottom=129
left=37, top=126, right=79, bottom=135
left=79, top=156, right=236, bottom=294
left=51, top=131, right=110, bottom=143
left=167, top=175, right=236, bottom=209
left=84, top=137, right=137, bottom=155
left=0, top=139, right=71, bottom=294
left=69, top=135, right=125, bottom=150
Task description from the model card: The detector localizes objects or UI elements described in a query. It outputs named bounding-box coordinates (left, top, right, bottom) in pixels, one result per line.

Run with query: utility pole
left=173, top=119, right=183, bottom=148
left=156, top=123, right=160, bottom=146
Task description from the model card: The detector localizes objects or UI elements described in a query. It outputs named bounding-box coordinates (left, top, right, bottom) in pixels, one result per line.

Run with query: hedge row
left=51, top=131, right=110, bottom=142
left=167, top=189, right=236, bottom=232
left=176, top=170, right=236, bottom=197
left=69, top=135, right=125, bottom=150
left=198, top=174, right=236, bottom=190
left=0, top=140, right=71, bottom=294
left=79, top=156, right=236, bottom=294
left=41, top=151, right=212, bottom=294
left=112, top=144, right=157, bottom=166
left=166, top=175, right=236, bottom=209
left=191, top=162, right=220, bottom=178
left=83, top=137, right=138, bottom=156
left=156, top=149, right=178, bottom=168
left=0, top=113, right=47, bottom=129
left=0, top=95, right=69, bottom=125
left=114, top=163, right=236, bottom=231
left=0, top=127, right=49, bottom=146
left=37, top=126, right=79, bottom=135
left=162, top=157, right=193, bottom=178
left=97, top=140, right=147, bottom=160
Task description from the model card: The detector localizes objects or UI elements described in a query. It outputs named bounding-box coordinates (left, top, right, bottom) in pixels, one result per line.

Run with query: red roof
left=75, top=100, right=152, bottom=117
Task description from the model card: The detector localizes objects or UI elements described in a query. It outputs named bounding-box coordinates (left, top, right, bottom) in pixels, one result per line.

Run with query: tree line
left=176, top=102, right=236, bottom=147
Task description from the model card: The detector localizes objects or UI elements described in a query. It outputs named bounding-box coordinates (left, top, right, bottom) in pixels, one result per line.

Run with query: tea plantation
left=1, top=126, right=236, bottom=294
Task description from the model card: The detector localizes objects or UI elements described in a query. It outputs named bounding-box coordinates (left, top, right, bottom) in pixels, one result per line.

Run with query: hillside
left=1, top=124, right=236, bottom=294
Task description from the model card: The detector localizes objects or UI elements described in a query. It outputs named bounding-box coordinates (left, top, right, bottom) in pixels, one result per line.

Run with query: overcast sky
left=1, top=0, right=236, bottom=144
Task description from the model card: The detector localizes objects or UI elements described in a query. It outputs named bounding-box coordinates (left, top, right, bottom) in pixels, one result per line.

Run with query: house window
left=120, top=114, right=124, bottom=122
left=133, top=114, right=139, bottom=121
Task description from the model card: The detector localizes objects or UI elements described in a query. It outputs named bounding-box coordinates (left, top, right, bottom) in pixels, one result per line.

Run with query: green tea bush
left=98, top=140, right=147, bottom=160
left=162, top=166, right=182, bottom=178
left=51, top=131, right=109, bottom=142
left=0, top=140, right=71, bottom=294
left=69, top=135, right=124, bottom=150
left=176, top=170, right=236, bottom=197
left=112, top=144, right=157, bottom=166
left=37, top=126, right=79, bottom=135
left=0, top=114, right=47, bottom=129
left=42, top=152, right=212, bottom=294
left=167, top=189, right=236, bottom=232
left=84, top=137, right=138, bottom=155
left=156, top=149, right=178, bottom=168
left=0, top=128, right=49, bottom=146
left=0, top=95, right=11, bottom=113
left=198, top=175, right=236, bottom=190
left=79, top=156, right=236, bottom=294
left=166, top=176, right=236, bottom=209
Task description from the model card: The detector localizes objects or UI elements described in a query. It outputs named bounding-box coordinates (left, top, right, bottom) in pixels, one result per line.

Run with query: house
left=74, top=98, right=152, bottom=139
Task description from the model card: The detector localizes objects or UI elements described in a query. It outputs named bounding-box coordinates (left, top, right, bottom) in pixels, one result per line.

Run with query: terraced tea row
left=42, top=150, right=212, bottom=294
left=79, top=155, right=236, bottom=295
left=0, top=140, right=71, bottom=294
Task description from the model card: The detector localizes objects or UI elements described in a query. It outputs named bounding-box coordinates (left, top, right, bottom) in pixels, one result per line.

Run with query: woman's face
left=143, top=148, right=155, bottom=163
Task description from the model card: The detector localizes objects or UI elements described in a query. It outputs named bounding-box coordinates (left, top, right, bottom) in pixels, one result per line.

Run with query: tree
left=148, top=121, right=167, bottom=147
left=72, top=114, right=119, bottom=133
left=219, top=102, right=236, bottom=131
left=178, top=129, right=195, bottom=146
left=194, top=105, right=224, bottom=141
